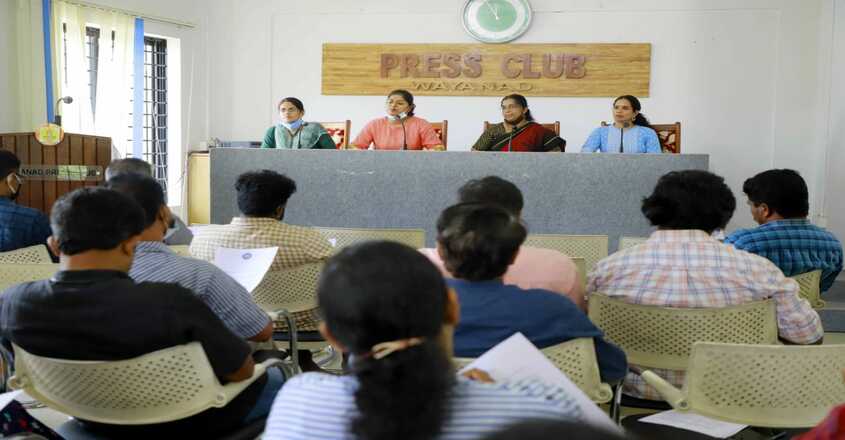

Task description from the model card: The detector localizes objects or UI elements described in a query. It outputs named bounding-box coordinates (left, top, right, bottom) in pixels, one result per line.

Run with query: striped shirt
left=587, top=229, right=823, bottom=399
left=0, top=197, right=52, bottom=253
left=189, top=217, right=332, bottom=270
left=264, top=373, right=584, bottom=440
left=130, top=241, right=270, bottom=339
left=725, top=219, right=843, bottom=292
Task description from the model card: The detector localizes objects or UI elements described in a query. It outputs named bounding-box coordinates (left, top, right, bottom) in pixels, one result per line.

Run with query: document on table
left=640, top=410, right=748, bottom=438
left=459, top=333, right=617, bottom=431
left=213, top=247, right=278, bottom=292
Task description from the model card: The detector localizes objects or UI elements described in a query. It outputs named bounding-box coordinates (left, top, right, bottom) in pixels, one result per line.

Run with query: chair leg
left=610, top=383, right=623, bottom=425
left=274, top=309, right=301, bottom=375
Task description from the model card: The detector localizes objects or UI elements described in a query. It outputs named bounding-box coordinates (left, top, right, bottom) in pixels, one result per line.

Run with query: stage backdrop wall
left=209, top=149, right=709, bottom=250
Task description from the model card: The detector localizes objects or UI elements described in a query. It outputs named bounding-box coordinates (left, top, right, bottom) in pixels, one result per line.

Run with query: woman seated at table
left=471, top=94, right=565, bottom=152
left=261, top=97, right=336, bottom=149
left=581, top=95, right=661, bottom=153
left=350, top=89, right=444, bottom=150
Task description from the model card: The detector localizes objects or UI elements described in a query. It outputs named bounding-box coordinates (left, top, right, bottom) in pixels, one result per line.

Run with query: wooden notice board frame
left=0, top=132, right=111, bottom=215
left=322, top=43, right=651, bottom=97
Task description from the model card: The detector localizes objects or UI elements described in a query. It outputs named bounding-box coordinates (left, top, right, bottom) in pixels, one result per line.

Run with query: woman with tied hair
left=472, top=94, right=565, bottom=152
left=351, top=89, right=444, bottom=150
left=581, top=95, right=661, bottom=153
left=261, top=97, right=337, bottom=149
left=264, top=241, right=586, bottom=440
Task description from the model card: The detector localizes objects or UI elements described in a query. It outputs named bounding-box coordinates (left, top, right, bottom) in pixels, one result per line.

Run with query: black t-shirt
left=0, top=270, right=250, bottom=381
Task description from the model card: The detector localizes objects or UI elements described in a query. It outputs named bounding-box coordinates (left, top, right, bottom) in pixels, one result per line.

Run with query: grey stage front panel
left=209, top=150, right=708, bottom=250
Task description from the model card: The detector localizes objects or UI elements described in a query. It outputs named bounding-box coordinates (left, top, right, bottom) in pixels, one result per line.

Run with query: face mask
left=7, top=174, right=21, bottom=201
left=281, top=119, right=304, bottom=131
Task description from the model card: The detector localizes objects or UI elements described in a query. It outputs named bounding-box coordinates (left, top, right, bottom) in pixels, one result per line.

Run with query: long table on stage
left=208, top=149, right=709, bottom=250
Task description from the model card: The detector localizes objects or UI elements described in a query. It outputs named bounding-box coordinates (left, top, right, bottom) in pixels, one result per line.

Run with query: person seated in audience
left=0, top=187, right=285, bottom=436
left=725, top=169, right=843, bottom=292
left=419, top=175, right=586, bottom=310
left=261, top=97, right=337, bottom=149
left=350, top=89, right=444, bottom=150
left=588, top=169, right=823, bottom=401
left=581, top=95, right=661, bottom=153
left=436, top=203, right=626, bottom=382
left=106, top=173, right=274, bottom=343
left=190, top=169, right=332, bottom=269
left=264, top=241, right=589, bottom=440
left=0, top=150, right=51, bottom=253
left=480, top=419, right=628, bottom=440
left=105, top=157, right=193, bottom=245
left=471, top=94, right=565, bottom=152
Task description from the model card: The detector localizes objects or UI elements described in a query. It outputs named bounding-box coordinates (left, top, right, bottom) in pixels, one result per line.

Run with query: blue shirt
left=448, top=278, right=627, bottom=382
left=129, top=241, right=271, bottom=339
left=0, top=197, right=52, bottom=253
left=725, top=219, right=843, bottom=292
left=264, top=373, right=585, bottom=440
left=580, top=125, right=661, bottom=153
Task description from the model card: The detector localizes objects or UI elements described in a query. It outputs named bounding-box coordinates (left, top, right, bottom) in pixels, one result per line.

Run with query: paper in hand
left=213, top=247, right=278, bottom=292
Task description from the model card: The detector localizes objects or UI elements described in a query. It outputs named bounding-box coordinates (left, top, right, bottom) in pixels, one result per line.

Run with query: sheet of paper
left=0, top=389, right=22, bottom=410
left=460, top=333, right=617, bottom=431
left=213, top=247, right=278, bottom=292
left=639, top=410, right=747, bottom=438
left=328, top=238, right=337, bottom=247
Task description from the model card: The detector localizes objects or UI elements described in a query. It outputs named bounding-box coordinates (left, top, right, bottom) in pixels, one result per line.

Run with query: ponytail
left=633, top=113, right=651, bottom=129
left=352, top=342, right=454, bottom=440
left=524, top=109, right=535, bottom=122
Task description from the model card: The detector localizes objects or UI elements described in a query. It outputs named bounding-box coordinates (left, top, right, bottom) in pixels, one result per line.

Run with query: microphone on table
left=389, top=112, right=409, bottom=150
left=54, top=96, right=73, bottom=126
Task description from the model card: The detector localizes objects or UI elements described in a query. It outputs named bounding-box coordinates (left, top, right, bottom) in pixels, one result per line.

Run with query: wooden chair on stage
left=319, top=120, right=351, bottom=149
left=430, top=121, right=448, bottom=150
left=601, top=121, right=682, bottom=154
left=483, top=120, right=560, bottom=136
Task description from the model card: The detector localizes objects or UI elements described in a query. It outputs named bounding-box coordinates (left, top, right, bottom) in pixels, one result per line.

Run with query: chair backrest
left=618, top=236, right=648, bottom=251
left=483, top=121, right=561, bottom=136
left=454, top=338, right=612, bottom=403
left=601, top=121, right=681, bottom=154
left=320, top=120, right=351, bottom=149
left=251, top=262, right=324, bottom=314
left=315, top=227, right=425, bottom=251
left=168, top=245, right=192, bottom=257
left=790, top=270, right=824, bottom=309
left=683, top=342, right=845, bottom=428
left=523, top=234, right=608, bottom=273
left=0, top=245, right=53, bottom=264
left=0, top=264, right=59, bottom=293
left=542, top=338, right=613, bottom=403
left=430, top=120, right=448, bottom=149
left=9, top=342, right=227, bottom=425
left=587, top=294, right=779, bottom=369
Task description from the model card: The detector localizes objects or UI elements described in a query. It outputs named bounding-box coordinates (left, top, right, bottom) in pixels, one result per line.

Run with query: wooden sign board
left=322, top=43, right=650, bottom=97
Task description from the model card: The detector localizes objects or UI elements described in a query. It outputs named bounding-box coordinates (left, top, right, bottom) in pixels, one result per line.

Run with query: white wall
left=0, top=0, right=18, bottom=132
left=824, top=0, right=845, bottom=269
left=204, top=0, right=832, bottom=231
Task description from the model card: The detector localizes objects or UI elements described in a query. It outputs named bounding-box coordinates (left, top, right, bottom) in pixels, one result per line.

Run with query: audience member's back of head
left=235, top=170, right=297, bottom=217
left=458, top=176, right=524, bottom=216
left=50, top=187, right=145, bottom=256
left=105, top=173, right=166, bottom=228
left=437, top=203, right=527, bottom=281
left=105, top=158, right=153, bottom=180
left=742, top=169, right=809, bottom=219
left=480, top=419, right=629, bottom=440
left=641, top=170, right=736, bottom=234
left=318, top=241, right=453, bottom=440
left=0, top=149, right=21, bottom=180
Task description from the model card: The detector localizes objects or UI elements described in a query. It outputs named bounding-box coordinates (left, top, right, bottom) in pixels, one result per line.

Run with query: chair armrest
left=216, top=357, right=284, bottom=407
left=641, top=370, right=689, bottom=410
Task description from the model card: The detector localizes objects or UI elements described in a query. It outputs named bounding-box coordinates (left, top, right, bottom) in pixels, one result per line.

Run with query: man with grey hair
left=105, top=158, right=193, bottom=245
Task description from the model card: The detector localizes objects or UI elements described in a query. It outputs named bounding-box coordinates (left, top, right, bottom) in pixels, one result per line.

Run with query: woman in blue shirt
left=581, top=95, right=661, bottom=153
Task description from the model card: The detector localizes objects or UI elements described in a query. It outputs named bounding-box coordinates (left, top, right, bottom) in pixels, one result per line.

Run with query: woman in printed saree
left=261, top=97, right=336, bottom=149
left=581, top=95, right=661, bottom=154
left=471, top=94, right=565, bottom=152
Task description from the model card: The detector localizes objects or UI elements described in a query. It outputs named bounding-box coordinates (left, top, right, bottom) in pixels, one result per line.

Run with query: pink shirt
left=419, top=246, right=586, bottom=310
left=351, top=116, right=442, bottom=150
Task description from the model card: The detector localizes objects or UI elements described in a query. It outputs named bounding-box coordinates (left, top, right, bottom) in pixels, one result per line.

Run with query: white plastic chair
left=642, top=342, right=845, bottom=428
left=523, top=234, right=608, bottom=272
left=314, top=227, right=425, bottom=251
left=0, top=245, right=53, bottom=264
left=790, top=270, right=824, bottom=309
left=0, top=264, right=59, bottom=293
left=8, top=342, right=281, bottom=425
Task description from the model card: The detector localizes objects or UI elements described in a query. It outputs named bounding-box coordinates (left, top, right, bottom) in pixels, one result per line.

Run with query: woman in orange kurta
left=351, top=90, right=444, bottom=150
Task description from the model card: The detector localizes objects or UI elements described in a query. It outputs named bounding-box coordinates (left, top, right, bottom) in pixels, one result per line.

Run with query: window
left=128, top=36, right=169, bottom=195
left=85, top=27, right=100, bottom=117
